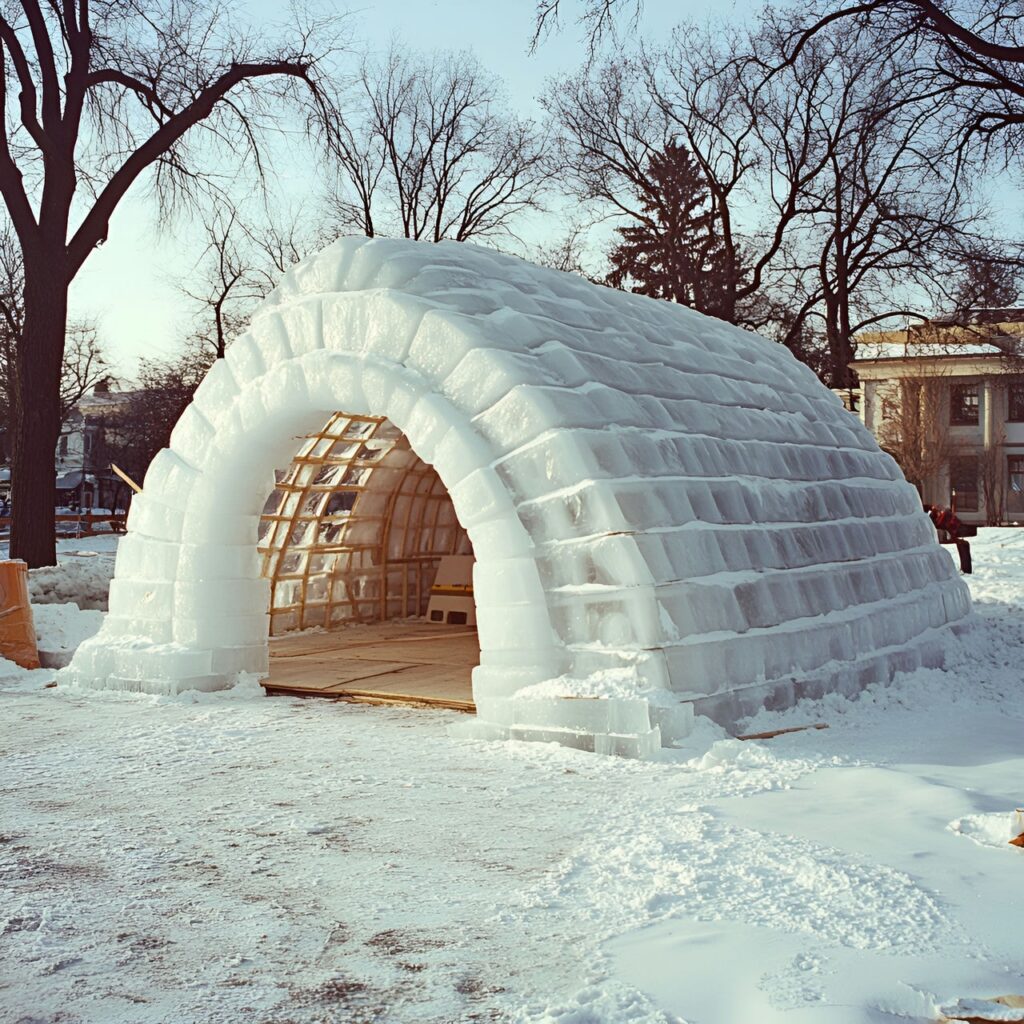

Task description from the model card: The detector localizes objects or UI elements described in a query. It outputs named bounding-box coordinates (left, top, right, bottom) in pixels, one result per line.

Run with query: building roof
left=855, top=314, right=1024, bottom=364
left=76, top=388, right=141, bottom=417
left=55, top=470, right=98, bottom=489
left=855, top=338, right=1007, bottom=361
left=930, top=307, right=1024, bottom=326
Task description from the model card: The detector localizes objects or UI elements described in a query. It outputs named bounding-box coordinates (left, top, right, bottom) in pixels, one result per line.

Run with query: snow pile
left=947, top=812, right=1023, bottom=851
left=32, top=602, right=104, bottom=668
left=0, top=655, right=48, bottom=689
left=163, top=670, right=267, bottom=704
left=28, top=549, right=116, bottom=610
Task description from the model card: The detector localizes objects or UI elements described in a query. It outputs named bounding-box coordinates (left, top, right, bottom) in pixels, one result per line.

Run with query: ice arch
left=62, top=237, right=971, bottom=757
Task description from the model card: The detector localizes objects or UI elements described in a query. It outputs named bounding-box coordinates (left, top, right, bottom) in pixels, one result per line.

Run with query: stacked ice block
left=60, top=236, right=971, bottom=756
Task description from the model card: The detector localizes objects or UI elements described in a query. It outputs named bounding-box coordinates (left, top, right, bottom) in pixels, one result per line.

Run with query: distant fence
left=0, top=513, right=127, bottom=539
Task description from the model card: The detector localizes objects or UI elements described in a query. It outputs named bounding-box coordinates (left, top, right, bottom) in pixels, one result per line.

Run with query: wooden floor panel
left=264, top=623, right=476, bottom=710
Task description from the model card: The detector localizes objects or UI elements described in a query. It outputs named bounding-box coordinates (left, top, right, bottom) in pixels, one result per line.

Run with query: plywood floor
left=264, top=621, right=477, bottom=712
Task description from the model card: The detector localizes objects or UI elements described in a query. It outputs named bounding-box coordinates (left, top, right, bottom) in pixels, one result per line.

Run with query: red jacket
left=929, top=506, right=962, bottom=537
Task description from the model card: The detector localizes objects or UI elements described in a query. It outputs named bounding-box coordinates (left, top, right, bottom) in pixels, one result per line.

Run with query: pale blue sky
left=69, top=0, right=754, bottom=373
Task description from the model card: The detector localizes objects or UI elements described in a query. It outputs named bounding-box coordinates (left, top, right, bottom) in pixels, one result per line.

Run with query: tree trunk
left=10, top=251, right=69, bottom=568
left=826, top=329, right=856, bottom=389
left=834, top=267, right=855, bottom=390
left=824, top=232, right=855, bottom=390
left=829, top=318, right=855, bottom=389
left=823, top=291, right=842, bottom=388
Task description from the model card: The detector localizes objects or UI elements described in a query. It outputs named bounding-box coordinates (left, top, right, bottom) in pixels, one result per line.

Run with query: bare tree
left=183, top=203, right=325, bottom=360
left=327, top=46, right=550, bottom=243
left=758, top=9, right=983, bottom=387
left=532, top=0, right=640, bottom=54
left=543, top=32, right=838, bottom=328
left=541, top=58, right=667, bottom=227
left=782, top=1, right=1024, bottom=170
left=946, top=245, right=1023, bottom=313
left=980, top=427, right=1007, bottom=525
left=544, top=58, right=737, bottom=304
left=535, top=0, right=1024, bottom=169
left=0, top=223, right=22, bottom=452
left=0, top=1, right=343, bottom=566
left=652, top=24, right=840, bottom=327
left=875, top=369, right=954, bottom=495
left=59, top=326, right=110, bottom=422
left=243, top=211, right=321, bottom=298
left=531, top=220, right=600, bottom=280
left=0, top=225, right=109, bottom=460
left=183, top=208, right=249, bottom=361
left=548, top=9, right=1002, bottom=384
left=97, top=347, right=213, bottom=499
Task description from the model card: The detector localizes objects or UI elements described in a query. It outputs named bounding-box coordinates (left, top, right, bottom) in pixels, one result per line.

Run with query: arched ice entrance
left=65, top=253, right=671, bottom=756
left=258, top=408, right=480, bottom=706
left=160, top=347, right=565, bottom=707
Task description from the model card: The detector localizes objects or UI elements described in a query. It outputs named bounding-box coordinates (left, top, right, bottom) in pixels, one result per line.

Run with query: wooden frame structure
left=0, top=513, right=127, bottom=540
left=258, top=411, right=472, bottom=635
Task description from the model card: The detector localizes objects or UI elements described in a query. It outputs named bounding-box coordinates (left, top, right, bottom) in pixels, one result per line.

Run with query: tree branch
left=67, top=59, right=316, bottom=273
left=0, top=14, right=56, bottom=158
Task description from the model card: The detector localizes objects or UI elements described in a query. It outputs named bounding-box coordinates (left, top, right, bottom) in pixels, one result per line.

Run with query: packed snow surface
left=2, top=530, right=1023, bottom=1022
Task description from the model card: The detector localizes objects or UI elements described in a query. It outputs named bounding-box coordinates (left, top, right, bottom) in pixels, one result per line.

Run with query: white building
left=853, top=310, right=1024, bottom=525
left=54, top=382, right=134, bottom=510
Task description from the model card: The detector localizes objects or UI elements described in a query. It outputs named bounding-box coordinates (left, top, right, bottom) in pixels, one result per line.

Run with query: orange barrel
left=0, top=559, right=40, bottom=669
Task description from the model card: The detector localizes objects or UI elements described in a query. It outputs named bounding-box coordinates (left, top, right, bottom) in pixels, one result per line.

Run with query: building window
left=949, top=455, right=979, bottom=512
left=58, top=435, right=68, bottom=456
left=1009, top=382, right=1024, bottom=422
left=950, top=384, right=979, bottom=426
left=1008, top=455, right=1024, bottom=515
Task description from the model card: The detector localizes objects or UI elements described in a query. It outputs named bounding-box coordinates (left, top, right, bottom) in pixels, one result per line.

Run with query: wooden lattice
left=258, top=411, right=472, bottom=635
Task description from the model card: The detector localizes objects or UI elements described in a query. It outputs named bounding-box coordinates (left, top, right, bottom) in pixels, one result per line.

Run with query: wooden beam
left=110, top=463, right=142, bottom=494
left=737, top=723, right=829, bottom=741
left=261, top=682, right=475, bottom=713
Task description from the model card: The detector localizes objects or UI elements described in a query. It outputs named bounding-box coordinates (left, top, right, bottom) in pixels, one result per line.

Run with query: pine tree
left=606, top=143, right=734, bottom=319
left=952, top=252, right=1021, bottom=313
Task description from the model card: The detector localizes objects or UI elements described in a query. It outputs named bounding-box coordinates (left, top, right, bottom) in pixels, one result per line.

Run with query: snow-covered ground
left=25, top=536, right=118, bottom=611
left=2, top=531, right=1023, bottom=1023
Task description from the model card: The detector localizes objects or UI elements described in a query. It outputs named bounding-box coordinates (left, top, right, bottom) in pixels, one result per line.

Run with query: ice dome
left=60, top=237, right=971, bottom=756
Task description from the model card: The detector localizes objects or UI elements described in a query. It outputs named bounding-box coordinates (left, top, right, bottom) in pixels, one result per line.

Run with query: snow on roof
left=855, top=339, right=1007, bottom=360
left=62, top=237, right=971, bottom=756
left=855, top=315, right=1024, bottom=363
left=76, top=389, right=143, bottom=414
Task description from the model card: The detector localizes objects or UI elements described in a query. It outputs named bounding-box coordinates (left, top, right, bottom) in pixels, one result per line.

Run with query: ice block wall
left=60, top=236, right=972, bottom=757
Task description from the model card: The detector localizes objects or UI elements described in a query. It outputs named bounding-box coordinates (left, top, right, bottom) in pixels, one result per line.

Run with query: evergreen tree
left=606, top=143, right=735, bottom=319
left=951, top=252, right=1021, bottom=313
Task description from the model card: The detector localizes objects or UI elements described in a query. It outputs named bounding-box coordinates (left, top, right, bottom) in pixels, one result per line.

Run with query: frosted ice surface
left=62, top=236, right=971, bottom=755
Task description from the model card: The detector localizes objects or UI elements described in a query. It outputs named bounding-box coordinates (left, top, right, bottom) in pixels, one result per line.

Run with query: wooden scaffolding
left=258, top=411, right=473, bottom=636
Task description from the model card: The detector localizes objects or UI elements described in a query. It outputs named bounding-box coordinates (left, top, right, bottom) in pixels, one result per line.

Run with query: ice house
left=60, top=237, right=972, bottom=757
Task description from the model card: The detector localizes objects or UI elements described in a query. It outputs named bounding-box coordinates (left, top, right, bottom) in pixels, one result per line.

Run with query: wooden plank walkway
left=264, top=621, right=477, bottom=712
